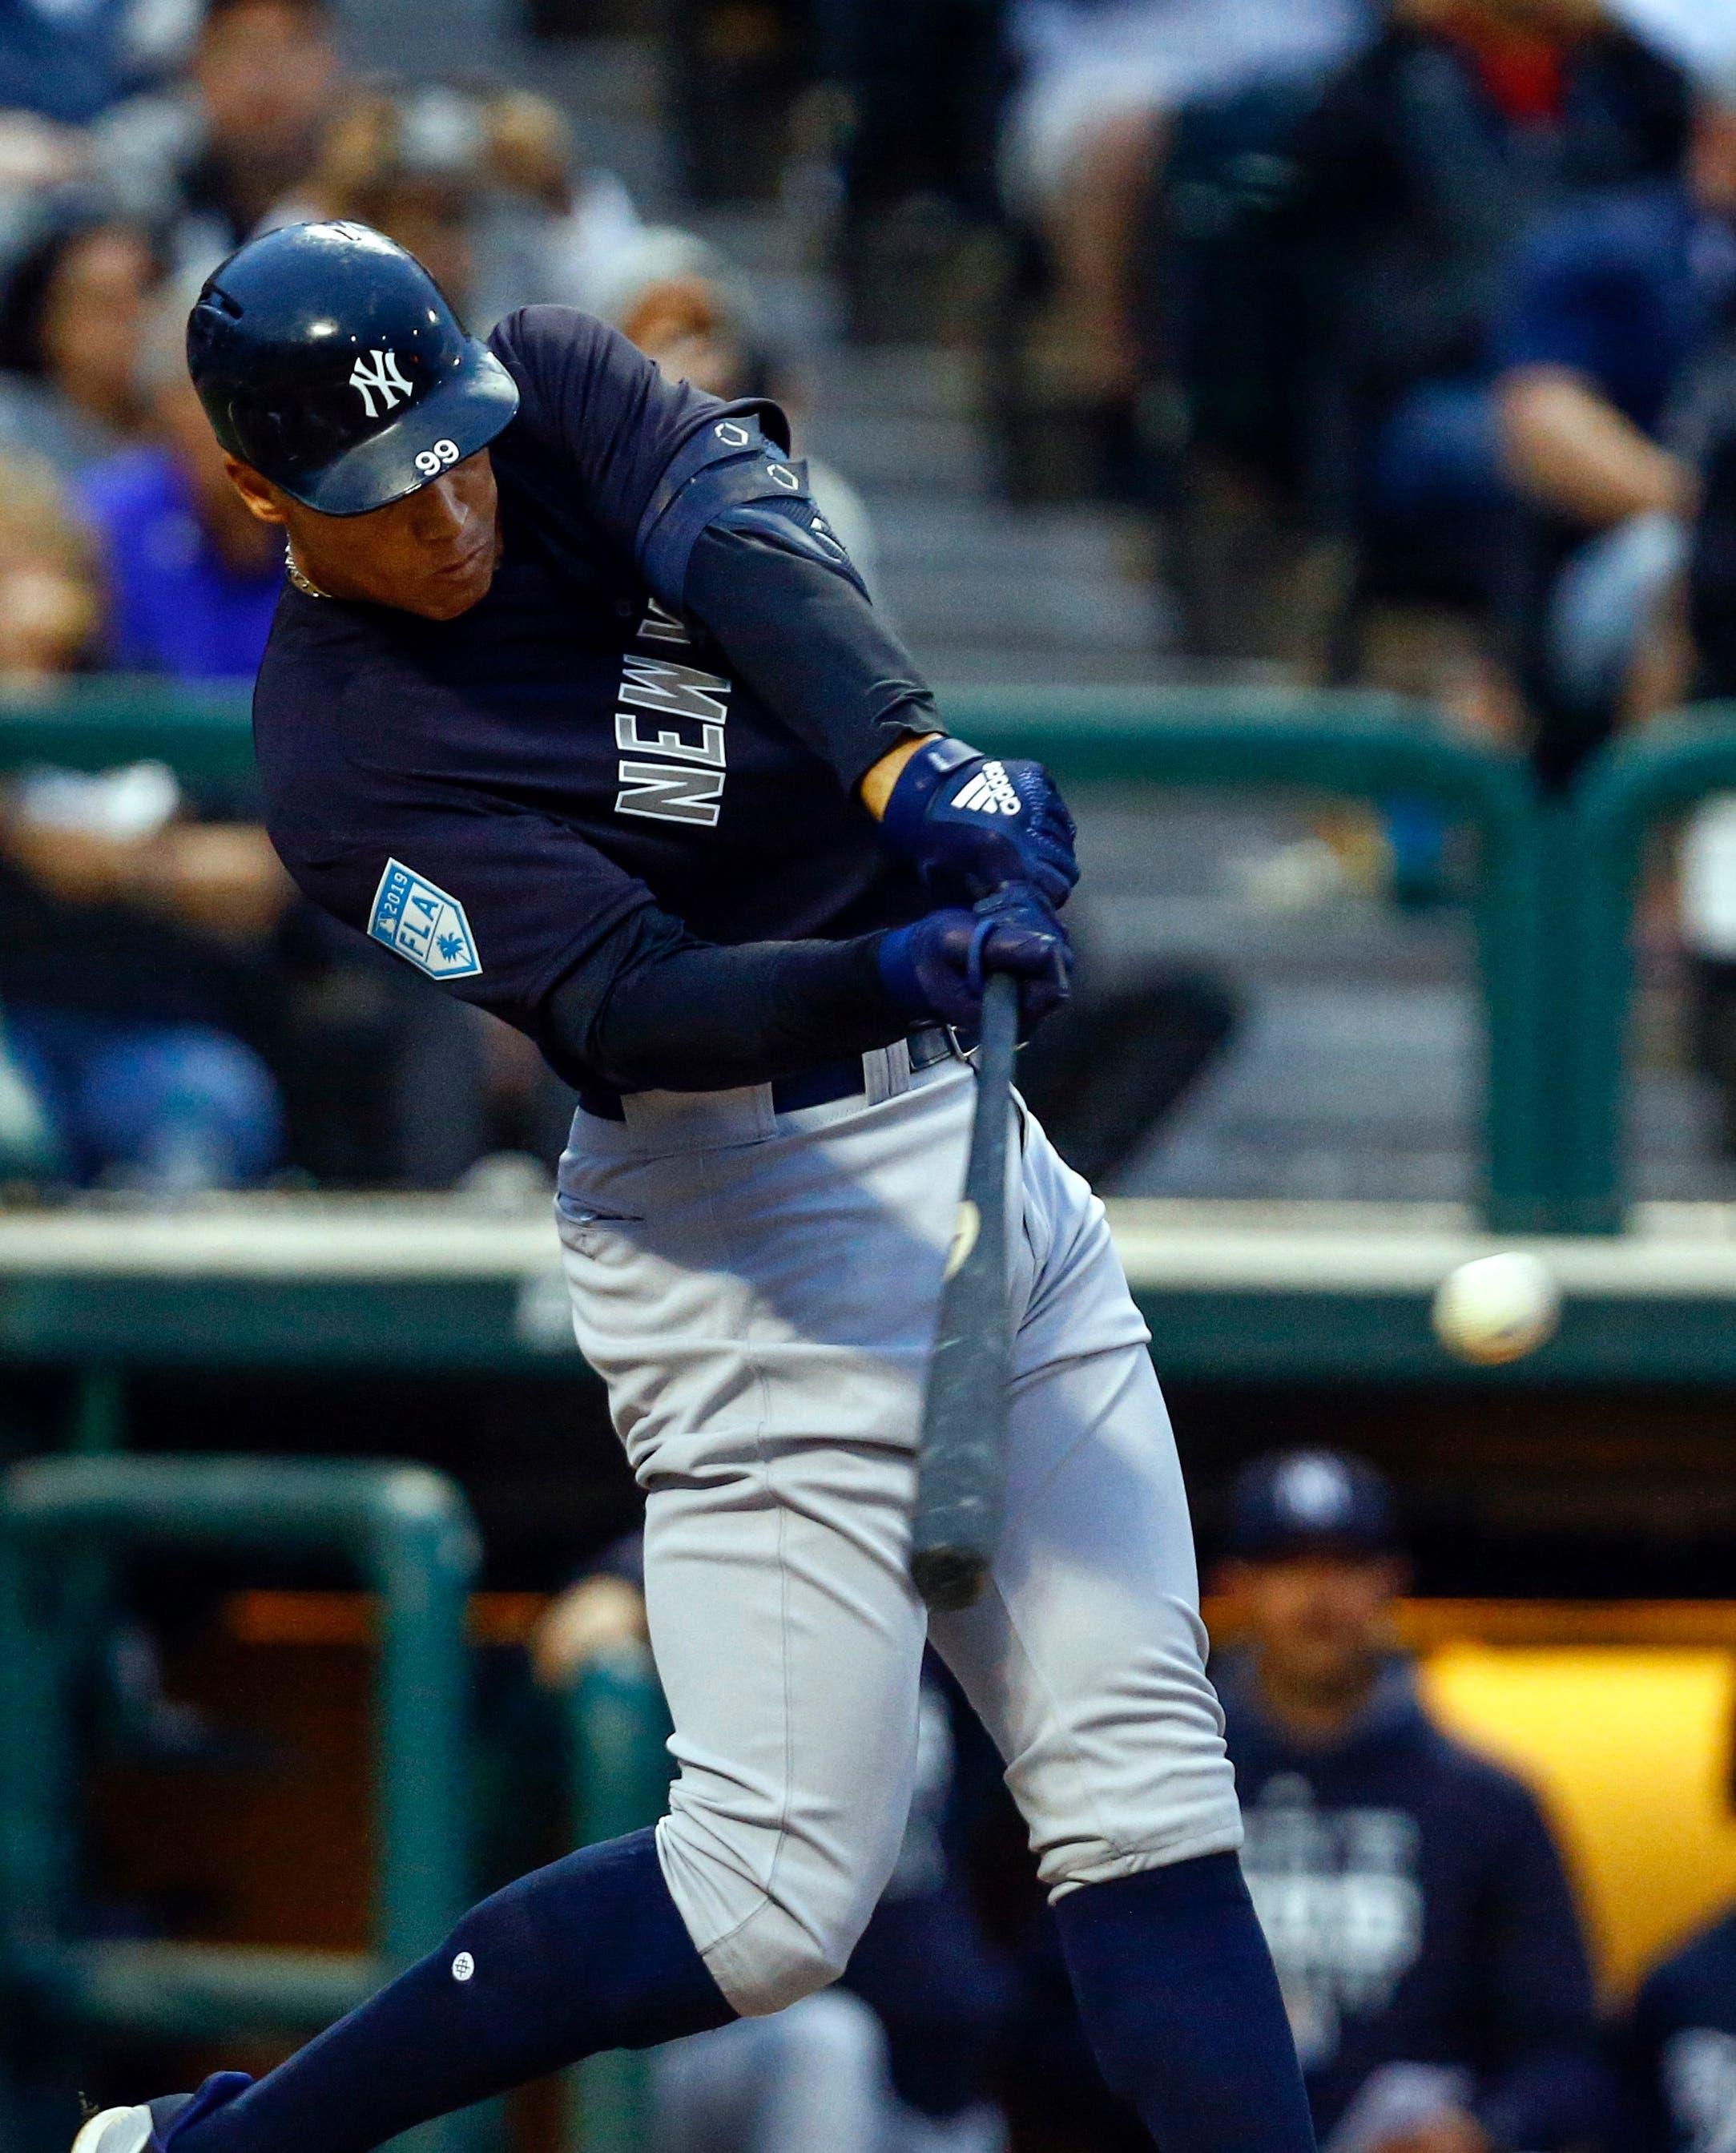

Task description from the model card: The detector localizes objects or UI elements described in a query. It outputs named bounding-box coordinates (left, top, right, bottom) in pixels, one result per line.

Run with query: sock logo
left=452, top=1952, right=476, bottom=1982
left=950, top=762, right=1021, bottom=817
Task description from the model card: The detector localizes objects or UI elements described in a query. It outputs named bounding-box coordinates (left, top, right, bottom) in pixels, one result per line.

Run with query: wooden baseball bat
left=911, top=969, right=1020, bottom=1614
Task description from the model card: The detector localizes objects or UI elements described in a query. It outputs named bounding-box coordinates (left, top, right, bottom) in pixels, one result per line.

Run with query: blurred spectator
left=0, top=205, right=163, bottom=478
left=0, top=448, right=102, bottom=678
left=1496, top=66, right=1736, bottom=773
left=1002, top=0, right=1371, bottom=406
left=479, top=89, right=642, bottom=316
left=311, top=84, right=646, bottom=329
left=97, top=0, right=342, bottom=269
left=1617, top=1903, right=1736, bottom=2151
left=0, top=0, right=191, bottom=128
left=535, top=1550, right=1011, bottom=2153
left=1605, top=0, right=1736, bottom=81
left=815, top=0, right=1011, bottom=344
left=308, top=86, right=487, bottom=320
left=1296, top=0, right=1689, bottom=650
left=0, top=446, right=286, bottom=1191
left=1214, top=1449, right=1605, bottom=2153
left=78, top=276, right=283, bottom=679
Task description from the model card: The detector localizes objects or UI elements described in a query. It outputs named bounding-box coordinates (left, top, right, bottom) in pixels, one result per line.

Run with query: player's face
left=224, top=450, right=501, bottom=620
left=1223, top=1551, right=1404, bottom=1707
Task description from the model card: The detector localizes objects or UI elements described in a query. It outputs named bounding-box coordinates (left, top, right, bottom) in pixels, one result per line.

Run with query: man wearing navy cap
left=1215, top=1451, right=1605, bottom=2153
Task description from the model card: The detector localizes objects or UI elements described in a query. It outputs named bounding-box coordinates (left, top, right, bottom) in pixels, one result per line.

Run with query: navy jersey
left=252, top=307, right=926, bottom=1068
left=1219, top=1658, right=1605, bottom=2148
left=1619, top=1907, right=1736, bottom=2153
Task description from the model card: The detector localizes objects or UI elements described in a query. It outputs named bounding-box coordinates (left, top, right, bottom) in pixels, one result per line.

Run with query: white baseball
left=1432, top=1252, right=1562, bottom=1365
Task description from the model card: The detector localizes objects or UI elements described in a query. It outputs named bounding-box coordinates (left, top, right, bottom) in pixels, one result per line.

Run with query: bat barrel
left=911, top=971, right=1021, bottom=1614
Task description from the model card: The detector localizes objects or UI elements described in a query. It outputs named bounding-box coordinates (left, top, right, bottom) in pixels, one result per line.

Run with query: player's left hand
left=880, top=736, right=1079, bottom=909
left=878, top=884, right=1073, bottom=1035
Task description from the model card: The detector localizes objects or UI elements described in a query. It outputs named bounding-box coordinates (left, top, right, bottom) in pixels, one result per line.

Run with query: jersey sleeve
left=486, top=304, right=788, bottom=562
left=270, top=776, right=656, bottom=1036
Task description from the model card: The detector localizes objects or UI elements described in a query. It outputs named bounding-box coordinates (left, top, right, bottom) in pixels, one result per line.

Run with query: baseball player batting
left=77, top=220, right=1315, bottom=2153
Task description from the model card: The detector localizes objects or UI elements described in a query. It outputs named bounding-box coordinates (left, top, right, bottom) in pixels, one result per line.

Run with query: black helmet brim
left=280, top=340, right=520, bottom=517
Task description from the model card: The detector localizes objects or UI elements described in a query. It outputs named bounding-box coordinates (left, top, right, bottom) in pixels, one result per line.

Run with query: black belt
left=576, top=1026, right=959, bottom=1123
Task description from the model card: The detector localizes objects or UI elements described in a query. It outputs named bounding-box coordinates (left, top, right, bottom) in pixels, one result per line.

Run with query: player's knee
left=713, top=1889, right=869, bottom=2016
left=658, top=1816, right=884, bottom=2015
left=658, top=1757, right=909, bottom=2017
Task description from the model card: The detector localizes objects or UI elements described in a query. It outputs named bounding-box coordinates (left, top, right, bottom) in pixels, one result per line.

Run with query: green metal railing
left=0, top=1455, right=481, bottom=2152
left=0, top=679, right=259, bottom=788
left=0, top=678, right=1553, bottom=1227
left=1561, top=708, right=1736, bottom=1232
left=954, top=687, right=1550, bottom=1228
left=564, top=1645, right=672, bottom=2153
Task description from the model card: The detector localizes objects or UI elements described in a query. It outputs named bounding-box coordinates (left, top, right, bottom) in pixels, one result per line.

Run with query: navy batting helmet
left=1225, top=1450, right=1400, bottom=1561
left=186, top=220, right=519, bottom=517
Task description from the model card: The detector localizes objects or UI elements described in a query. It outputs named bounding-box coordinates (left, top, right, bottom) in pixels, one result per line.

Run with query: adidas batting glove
left=880, top=736, right=1079, bottom=909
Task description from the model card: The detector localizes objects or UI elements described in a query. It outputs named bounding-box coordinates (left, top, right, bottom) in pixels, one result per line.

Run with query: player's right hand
left=877, top=885, right=1073, bottom=1034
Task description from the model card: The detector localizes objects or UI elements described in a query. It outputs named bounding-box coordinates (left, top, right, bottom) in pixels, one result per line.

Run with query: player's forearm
left=540, top=907, right=910, bottom=1094
left=683, top=522, right=939, bottom=790
left=1499, top=366, right=1694, bottom=529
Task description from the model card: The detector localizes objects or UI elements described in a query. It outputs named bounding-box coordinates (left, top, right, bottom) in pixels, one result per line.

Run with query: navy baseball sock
left=166, top=1828, right=732, bottom=2153
left=1054, top=1851, right=1318, bottom=2152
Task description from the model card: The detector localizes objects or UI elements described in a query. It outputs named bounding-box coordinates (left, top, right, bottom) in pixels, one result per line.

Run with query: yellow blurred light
left=1421, top=1645, right=1736, bottom=1998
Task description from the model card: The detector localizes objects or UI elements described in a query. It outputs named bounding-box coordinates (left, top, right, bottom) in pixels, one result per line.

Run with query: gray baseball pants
left=557, top=1040, right=1241, bottom=2018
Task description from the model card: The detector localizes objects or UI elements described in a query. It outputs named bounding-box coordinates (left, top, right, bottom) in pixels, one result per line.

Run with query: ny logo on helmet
left=349, top=349, right=413, bottom=419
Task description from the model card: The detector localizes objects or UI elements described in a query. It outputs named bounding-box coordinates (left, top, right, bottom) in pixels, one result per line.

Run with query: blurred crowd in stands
left=4, top=0, right=1736, bottom=1191
left=0, top=0, right=722, bottom=1196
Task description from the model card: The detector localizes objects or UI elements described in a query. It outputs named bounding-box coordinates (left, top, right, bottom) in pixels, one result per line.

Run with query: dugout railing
left=0, top=1455, right=483, bottom=2153
left=1560, top=708, right=1736, bottom=1233
left=0, top=679, right=1553, bottom=1228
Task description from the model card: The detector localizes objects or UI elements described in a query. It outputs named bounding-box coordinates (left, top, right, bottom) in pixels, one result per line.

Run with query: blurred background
left=9, top=0, right=1736, bottom=2147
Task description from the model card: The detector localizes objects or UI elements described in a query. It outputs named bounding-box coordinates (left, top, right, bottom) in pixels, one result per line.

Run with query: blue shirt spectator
left=0, top=210, right=163, bottom=483
left=78, top=443, right=282, bottom=680
left=1617, top=1905, right=1736, bottom=2153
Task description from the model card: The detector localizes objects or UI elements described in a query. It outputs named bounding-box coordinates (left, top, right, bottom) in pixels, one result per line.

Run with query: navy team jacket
left=1219, top=1658, right=1606, bottom=2147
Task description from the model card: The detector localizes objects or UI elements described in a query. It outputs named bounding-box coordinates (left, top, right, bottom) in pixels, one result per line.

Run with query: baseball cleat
left=71, top=2074, right=251, bottom=2153
left=72, top=2108, right=158, bottom=2153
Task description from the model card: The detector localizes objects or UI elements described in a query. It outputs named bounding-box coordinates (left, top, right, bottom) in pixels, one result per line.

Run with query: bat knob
left=912, top=1544, right=989, bottom=1614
